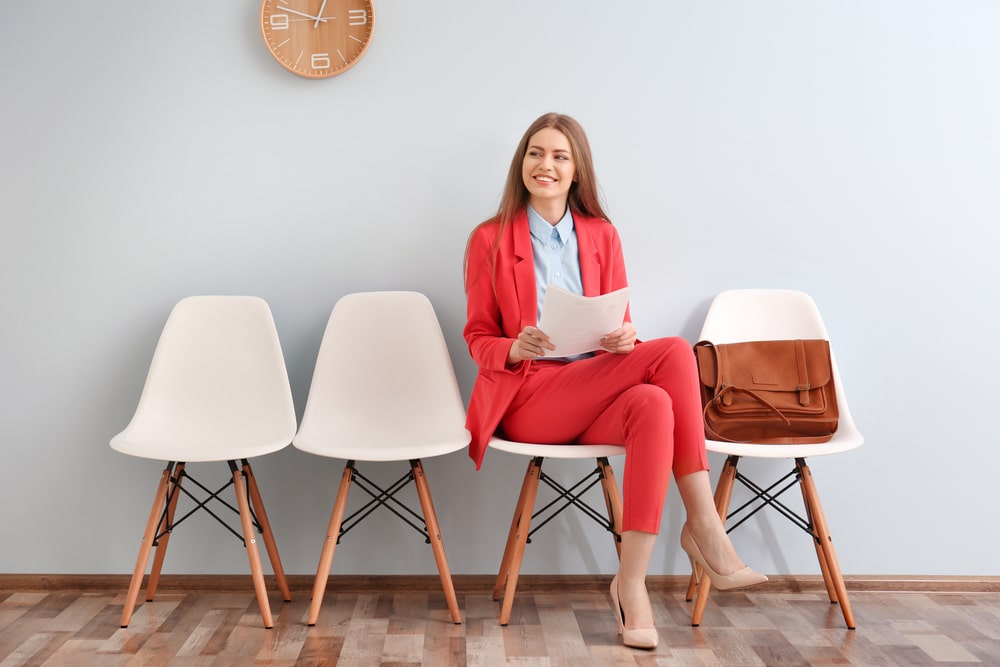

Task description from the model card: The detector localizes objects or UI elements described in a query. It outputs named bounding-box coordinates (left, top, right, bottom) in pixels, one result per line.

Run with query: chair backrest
left=111, top=296, right=297, bottom=462
left=699, top=289, right=828, bottom=343
left=293, top=291, right=470, bottom=461
left=698, top=289, right=862, bottom=452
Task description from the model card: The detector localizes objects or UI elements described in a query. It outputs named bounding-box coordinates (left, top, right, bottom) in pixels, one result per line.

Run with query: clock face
left=261, top=0, right=375, bottom=79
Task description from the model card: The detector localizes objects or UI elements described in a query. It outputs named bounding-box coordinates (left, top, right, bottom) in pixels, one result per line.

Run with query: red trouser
left=500, top=336, right=709, bottom=534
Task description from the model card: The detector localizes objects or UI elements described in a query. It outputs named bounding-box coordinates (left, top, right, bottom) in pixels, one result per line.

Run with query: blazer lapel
left=510, top=211, right=538, bottom=330
left=576, top=214, right=601, bottom=297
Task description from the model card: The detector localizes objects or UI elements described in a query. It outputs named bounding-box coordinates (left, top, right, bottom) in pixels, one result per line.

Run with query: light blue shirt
left=528, top=205, right=589, bottom=361
left=527, top=205, right=584, bottom=322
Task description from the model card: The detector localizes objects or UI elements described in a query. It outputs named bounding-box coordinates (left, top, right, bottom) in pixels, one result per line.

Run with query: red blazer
left=463, top=209, right=631, bottom=468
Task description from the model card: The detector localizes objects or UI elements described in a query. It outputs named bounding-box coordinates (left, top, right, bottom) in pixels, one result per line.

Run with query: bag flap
left=694, top=342, right=718, bottom=388
left=716, top=339, right=832, bottom=390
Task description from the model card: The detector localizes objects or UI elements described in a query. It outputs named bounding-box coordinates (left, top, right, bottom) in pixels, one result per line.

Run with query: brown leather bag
left=694, top=339, right=839, bottom=444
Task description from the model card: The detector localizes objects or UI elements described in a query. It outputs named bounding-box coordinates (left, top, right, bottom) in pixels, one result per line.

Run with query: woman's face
left=521, top=127, right=576, bottom=211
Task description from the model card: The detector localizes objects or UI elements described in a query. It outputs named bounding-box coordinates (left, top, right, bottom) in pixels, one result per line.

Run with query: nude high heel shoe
left=609, top=575, right=659, bottom=650
left=681, top=523, right=768, bottom=591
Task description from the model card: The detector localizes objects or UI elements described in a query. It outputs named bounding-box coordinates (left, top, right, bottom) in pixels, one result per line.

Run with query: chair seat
left=704, top=432, right=862, bottom=459
left=294, top=430, right=469, bottom=462
left=111, top=435, right=291, bottom=463
left=489, top=436, right=625, bottom=459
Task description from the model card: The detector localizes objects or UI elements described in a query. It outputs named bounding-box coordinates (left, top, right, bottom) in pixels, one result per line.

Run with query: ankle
left=685, top=514, right=723, bottom=535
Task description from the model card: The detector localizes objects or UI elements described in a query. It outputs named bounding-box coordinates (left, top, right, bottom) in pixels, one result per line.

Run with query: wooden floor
left=2, top=576, right=999, bottom=666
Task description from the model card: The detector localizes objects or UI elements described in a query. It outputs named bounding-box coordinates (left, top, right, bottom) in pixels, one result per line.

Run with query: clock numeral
left=348, top=9, right=367, bottom=26
left=311, top=53, right=331, bottom=69
left=269, top=13, right=289, bottom=30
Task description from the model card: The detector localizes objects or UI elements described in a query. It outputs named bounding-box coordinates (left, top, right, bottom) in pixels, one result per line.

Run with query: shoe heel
left=610, top=576, right=625, bottom=635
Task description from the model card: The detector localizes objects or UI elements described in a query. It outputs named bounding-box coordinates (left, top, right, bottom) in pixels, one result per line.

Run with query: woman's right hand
left=508, top=325, right=555, bottom=364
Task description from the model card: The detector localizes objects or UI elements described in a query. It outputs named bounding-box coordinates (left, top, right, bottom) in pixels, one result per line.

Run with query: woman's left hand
left=600, top=322, right=637, bottom=354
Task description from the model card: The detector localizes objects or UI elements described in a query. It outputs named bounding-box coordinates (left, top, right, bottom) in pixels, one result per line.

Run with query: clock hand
left=276, top=6, right=327, bottom=22
left=313, top=0, right=329, bottom=29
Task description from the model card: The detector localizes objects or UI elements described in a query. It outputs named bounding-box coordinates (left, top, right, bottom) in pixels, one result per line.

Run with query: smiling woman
left=260, top=0, right=375, bottom=79
left=460, top=112, right=768, bottom=650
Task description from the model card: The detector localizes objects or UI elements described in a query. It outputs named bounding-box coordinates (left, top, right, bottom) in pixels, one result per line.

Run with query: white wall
left=2, top=1, right=998, bottom=578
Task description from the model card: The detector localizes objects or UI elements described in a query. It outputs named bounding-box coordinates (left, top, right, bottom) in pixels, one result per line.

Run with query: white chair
left=489, top=437, right=625, bottom=626
left=111, top=296, right=296, bottom=629
left=293, top=291, right=469, bottom=626
left=687, top=289, right=863, bottom=629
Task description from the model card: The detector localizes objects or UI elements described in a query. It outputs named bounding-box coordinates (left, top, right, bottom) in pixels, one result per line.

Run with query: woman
left=463, top=113, right=767, bottom=650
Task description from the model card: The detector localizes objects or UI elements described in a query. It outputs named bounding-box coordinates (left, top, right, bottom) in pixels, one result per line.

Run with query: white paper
left=536, top=285, right=630, bottom=357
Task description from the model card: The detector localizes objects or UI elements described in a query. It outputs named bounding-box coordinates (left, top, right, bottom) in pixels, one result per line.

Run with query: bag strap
left=716, top=344, right=732, bottom=407
left=795, top=339, right=810, bottom=406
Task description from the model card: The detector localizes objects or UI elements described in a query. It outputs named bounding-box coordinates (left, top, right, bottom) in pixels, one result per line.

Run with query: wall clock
left=261, top=0, right=375, bottom=79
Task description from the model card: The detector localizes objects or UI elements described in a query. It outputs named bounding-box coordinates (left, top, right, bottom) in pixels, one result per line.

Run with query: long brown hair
left=464, top=113, right=611, bottom=291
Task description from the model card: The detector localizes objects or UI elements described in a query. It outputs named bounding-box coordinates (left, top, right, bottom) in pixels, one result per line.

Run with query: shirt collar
left=527, top=205, right=575, bottom=244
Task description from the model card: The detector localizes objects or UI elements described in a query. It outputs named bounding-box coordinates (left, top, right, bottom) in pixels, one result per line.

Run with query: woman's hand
left=600, top=322, right=637, bottom=354
left=508, top=325, right=555, bottom=364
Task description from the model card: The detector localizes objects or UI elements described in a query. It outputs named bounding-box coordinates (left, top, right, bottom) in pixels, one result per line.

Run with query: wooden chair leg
left=307, top=462, right=355, bottom=626
left=120, top=463, right=173, bottom=628
left=231, top=463, right=274, bottom=629
left=146, top=462, right=185, bottom=603
left=797, top=458, right=855, bottom=629
left=801, top=474, right=839, bottom=605
left=493, top=457, right=539, bottom=601
left=411, top=459, right=462, bottom=624
left=495, top=457, right=542, bottom=626
left=242, top=460, right=291, bottom=603
left=691, top=455, right=739, bottom=627
left=596, top=457, right=623, bottom=559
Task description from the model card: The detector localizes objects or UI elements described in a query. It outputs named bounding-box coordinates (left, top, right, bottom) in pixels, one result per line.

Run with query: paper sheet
left=536, top=285, right=630, bottom=358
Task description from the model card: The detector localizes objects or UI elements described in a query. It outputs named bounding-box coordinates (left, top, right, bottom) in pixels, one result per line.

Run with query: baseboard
left=1, top=574, right=997, bottom=594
